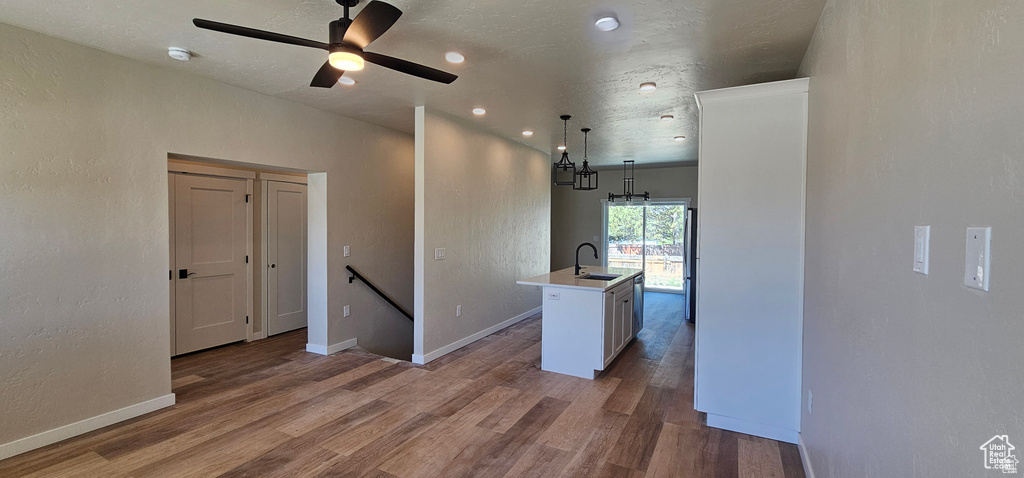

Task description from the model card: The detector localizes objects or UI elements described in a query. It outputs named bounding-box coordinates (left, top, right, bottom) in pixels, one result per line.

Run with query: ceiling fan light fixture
left=595, top=16, right=619, bottom=32
left=329, top=51, right=365, bottom=71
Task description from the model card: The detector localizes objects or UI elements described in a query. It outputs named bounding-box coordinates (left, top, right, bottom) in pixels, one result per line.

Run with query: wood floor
left=0, top=293, right=804, bottom=477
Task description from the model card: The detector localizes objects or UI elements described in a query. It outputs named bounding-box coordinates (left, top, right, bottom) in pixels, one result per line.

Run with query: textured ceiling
left=0, top=0, right=825, bottom=166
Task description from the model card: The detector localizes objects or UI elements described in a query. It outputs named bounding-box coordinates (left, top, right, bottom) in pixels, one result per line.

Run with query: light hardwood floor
left=0, top=293, right=804, bottom=477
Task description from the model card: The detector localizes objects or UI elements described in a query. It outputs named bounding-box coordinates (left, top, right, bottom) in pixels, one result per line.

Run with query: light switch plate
left=913, top=226, right=930, bottom=275
left=965, top=227, right=992, bottom=291
left=344, top=245, right=351, bottom=257
left=434, top=248, right=446, bottom=261
left=343, top=305, right=351, bottom=317
left=547, top=291, right=560, bottom=300
left=456, top=305, right=462, bottom=317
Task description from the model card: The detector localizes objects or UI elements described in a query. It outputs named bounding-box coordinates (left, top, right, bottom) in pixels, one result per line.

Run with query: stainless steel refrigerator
left=684, top=207, right=698, bottom=323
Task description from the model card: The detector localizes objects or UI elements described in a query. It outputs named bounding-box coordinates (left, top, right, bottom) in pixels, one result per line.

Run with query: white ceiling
left=0, top=0, right=825, bottom=166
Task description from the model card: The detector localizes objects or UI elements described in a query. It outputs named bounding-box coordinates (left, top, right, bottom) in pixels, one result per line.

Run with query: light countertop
left=517, top=266, right=643, bottom=292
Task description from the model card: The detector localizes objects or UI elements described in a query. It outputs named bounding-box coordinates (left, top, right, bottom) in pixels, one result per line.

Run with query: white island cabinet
left=517, top=266, right=643, bottom=379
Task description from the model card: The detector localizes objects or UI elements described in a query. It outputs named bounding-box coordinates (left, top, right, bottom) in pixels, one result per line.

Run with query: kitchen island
left=517, top=266, right=644, bottom=379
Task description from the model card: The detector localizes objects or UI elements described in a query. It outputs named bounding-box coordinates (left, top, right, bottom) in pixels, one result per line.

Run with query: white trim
left=0, top=394, right=175, bottom=461
left=798, top=434, right=816, bottom=478
left=412, top=306, right=541, bottom=364
left=306, top=337, right=358, bottom=356
left=245, top=178, right=254, bottom=342
left=695, top=78, right=810, bottom=107
left=260, top=179, right=270, bottom=339
left=168, top=162, right=256, bottom=180
left=258, top=172, right=308, bottom=184
left=705, top=413, right=799, bottom=444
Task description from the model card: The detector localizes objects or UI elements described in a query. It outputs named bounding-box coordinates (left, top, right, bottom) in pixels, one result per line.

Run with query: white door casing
left=266, top=181, right=308, bottom=336
left=173, top=174, right=249, bottom=354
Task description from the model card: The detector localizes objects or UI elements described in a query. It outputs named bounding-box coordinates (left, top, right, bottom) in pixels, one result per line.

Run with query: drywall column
left=306, top=172, right=329, bottom=353
left=693, top=79, right=808, bottom=444
left=413, top=107, right=550, bottom=364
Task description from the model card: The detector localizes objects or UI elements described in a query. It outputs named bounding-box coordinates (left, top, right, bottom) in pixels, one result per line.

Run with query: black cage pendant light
left=573, top=128, right=599, bottom=190
left=608, top=160, right=650, bottom=202
left=552, top=115, right=576, bottom=186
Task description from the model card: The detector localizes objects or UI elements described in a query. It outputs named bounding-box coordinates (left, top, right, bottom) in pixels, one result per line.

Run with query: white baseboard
left=412, top=306, right=541, bottom=365
left=0, top=394, right=176, bottom=461
left=305, top=337, right=358, bottom=356
left=798, top=434, right=816, bottom=478
left=705, top=413, right=799, bottom=444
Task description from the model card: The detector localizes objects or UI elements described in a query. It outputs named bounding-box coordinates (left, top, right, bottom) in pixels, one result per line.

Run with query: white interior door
left=173, top=174, right=249, bottom=354
left=266, top=181, right=307, bottom=336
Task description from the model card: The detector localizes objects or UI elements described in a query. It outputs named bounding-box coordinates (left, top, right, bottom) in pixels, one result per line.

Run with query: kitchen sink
left=580, top=273, right=621, bottom=281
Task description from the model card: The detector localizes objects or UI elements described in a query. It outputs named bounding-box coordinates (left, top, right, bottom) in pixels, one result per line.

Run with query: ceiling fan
left=193, top=0, right=458, bottom=88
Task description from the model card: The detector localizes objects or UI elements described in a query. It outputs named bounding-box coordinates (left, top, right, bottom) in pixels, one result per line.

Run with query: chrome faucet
left=575, top=242, right=598, bottom=276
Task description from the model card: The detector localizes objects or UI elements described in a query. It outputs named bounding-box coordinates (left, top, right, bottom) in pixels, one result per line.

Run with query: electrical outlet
left=344, top=245, right=351, bottom=257
left=807, top=390, right=813, bottom=414
left=456, top=305, right=462, bottom=317
left=434, top=248, right=446, bottom=261
left=547, top=291, right=561, bottom=300
left=343, top=305, right=351, bottom=317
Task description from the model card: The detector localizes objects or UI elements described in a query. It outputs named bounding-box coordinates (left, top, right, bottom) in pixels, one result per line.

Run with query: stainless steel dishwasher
left=633, top=273, right=644, bottom=334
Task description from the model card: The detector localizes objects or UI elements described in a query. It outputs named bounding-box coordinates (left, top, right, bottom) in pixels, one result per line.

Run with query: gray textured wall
left=415, top=108, right=550, bottom=360
left=798, top=1, right=1024, bottom=476
left=0, top=21, right=414, bottom=450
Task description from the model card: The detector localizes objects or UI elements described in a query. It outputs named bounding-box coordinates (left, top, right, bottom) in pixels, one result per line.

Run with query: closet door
left=266, top=181, right=307, bottom=336
left=173, top=174, right=249, bottom=354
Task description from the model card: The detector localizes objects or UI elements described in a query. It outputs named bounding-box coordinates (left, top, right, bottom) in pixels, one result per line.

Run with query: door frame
left=258, top=172, right=308, bottom=338
left=168, top=162, right=255, bottom=353
left=601, top=197, right=692, bottom=295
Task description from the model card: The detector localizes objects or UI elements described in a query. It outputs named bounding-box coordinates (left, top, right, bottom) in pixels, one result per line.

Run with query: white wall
left=0, top=22, right=413, bottom=457
left=413, top=107, right=550, bottom=363
left=550, top=165, right=698, bottom=271
left=798, top=1, right=1024, bottom=476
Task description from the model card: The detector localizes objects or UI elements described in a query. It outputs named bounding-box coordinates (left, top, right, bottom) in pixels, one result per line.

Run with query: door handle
left=178, top=269, right=197, bottom=279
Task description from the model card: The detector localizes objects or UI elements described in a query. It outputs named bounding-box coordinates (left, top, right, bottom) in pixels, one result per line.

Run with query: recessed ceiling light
left=661, top=115, right=674, bottom=122
left=595, top=16, right=619, bottom=32
left=168, top=47, right=192, bottom=62
left=557, top=145, right=567, bottom=151
left=338, top=76, right=356, bottom=86
left=639, top=82, right=657, bottom=92
left=674, top=136, right=686, bottom=142
left=445, top=52, right=465, bottom=64
left=522, top=130, right=534, bottom=137
left=472, top=108, right=486, bottom=115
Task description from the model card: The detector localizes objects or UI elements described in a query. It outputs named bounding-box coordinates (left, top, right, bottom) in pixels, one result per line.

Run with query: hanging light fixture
left=573, top=128, right=599, bottom=191
left=608, top=160, right=650, bottom=202
left=552, top=115, right=576, bottom=186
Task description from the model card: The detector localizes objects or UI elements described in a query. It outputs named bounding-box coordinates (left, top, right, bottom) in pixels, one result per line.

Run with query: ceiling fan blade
left=310, top=61, right=343, bottom=88
left=342, top=1, right=402, bottom=49
left=362, top=52, right=458, bottom=84
left=193, top=18, right=329, bottom=50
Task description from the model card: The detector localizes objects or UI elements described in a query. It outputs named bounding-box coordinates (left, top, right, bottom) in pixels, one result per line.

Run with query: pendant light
left=552, top=115, right=576, bottom=186
left=573, top=128, right=599, bottom=191
left=608, top=160, right=650, bottom=202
